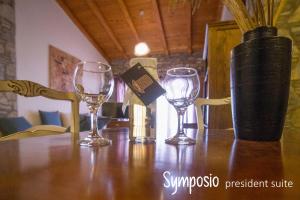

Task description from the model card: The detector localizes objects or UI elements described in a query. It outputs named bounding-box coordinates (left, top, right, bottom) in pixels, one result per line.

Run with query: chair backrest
left=0, top=80, right=80, bottom=140
left=195, top=97, right=232, bottom=130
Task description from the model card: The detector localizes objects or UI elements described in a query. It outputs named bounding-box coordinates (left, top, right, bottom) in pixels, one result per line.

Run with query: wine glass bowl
left=163, top=67, right=200, bottom=145
left=73, top=61, right=114, bottom=147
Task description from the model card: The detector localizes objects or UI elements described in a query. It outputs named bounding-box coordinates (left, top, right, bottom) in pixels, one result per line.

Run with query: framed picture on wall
left=49, top=45, right=80, bottom=92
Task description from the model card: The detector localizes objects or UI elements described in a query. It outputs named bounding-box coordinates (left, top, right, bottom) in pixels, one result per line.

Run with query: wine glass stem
left=90, top=109, right=100, bottom=138
left=176, top=108, right=186, bottom=136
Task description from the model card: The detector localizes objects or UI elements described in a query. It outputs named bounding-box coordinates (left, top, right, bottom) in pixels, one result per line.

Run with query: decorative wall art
left=49, top=45, right=80, bottom=92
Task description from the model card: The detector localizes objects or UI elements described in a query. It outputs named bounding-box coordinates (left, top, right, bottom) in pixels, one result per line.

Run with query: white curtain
left=156, top=95, right=197, bottom=133
left=115, top=77, right=125, bottom=102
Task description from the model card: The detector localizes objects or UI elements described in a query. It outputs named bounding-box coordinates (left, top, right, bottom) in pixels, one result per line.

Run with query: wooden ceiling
left=56, top=0, right=223, bottom=62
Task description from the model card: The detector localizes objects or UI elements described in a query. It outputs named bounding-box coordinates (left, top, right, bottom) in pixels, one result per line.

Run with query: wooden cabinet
left=203, top=21, right=242, bottom=129
left=106, top=119, right=129, bottom=128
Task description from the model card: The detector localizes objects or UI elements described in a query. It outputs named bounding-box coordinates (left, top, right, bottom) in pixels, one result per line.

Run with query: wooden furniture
left=195, top=97, right=231, bottom=130
left=0, top=80, right=80, bottom=140
left=203, top=21, right=242, bottom=129
left=0, top=125, right=67, bottom=141
left=106, top=119, right=130, bottom=128
left=0, top=128, right=299, bottom=199
left=102, top=102, right=128, bottom=118
left=101, top=102, right=129, bottom=128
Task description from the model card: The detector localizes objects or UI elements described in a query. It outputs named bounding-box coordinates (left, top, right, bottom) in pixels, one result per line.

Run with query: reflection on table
left=0, top=128, right=299, bottom=199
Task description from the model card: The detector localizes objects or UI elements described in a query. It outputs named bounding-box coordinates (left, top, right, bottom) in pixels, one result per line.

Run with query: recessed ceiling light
left=139, top=10, right=144, bottom=16
left=134, top=42, right=150, bottom=56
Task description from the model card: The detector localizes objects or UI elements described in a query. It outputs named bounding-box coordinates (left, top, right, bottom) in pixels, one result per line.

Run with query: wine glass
left=163, top=67, right=200, bottom=145
left=73, top=61, right=114, bottom=147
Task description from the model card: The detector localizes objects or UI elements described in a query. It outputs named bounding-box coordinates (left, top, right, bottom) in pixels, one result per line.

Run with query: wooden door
left=204, top=21, right=242, bottom=129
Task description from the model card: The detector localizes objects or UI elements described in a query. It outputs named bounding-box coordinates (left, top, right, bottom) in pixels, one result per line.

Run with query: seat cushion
left=39, top=110, right=62, bottom=126
left=0, top=117, right=32, bottom=136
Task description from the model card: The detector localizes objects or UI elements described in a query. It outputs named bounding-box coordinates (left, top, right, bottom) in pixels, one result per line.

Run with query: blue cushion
left=39, top=110, right=62, bottom=126
left=0, top=117, right=32, bottom=136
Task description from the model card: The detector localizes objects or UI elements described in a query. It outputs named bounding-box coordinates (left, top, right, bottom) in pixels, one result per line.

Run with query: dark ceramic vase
left=230, top=26, right=292, bottom=141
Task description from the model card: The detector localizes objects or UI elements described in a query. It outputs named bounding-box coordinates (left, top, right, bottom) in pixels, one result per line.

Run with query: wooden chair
left=0, top=80, right=80, bottom=141
left=195, top=97, right=232, bottom=131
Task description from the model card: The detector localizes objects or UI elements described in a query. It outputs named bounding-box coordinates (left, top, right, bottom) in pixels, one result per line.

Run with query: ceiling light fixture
left=134, top=42, right=150, bottom=56
left=139, top=10, right=144, bottom=16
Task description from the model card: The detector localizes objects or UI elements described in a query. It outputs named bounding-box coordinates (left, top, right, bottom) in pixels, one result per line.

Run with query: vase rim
left=243, top=26, right=278, bottom=42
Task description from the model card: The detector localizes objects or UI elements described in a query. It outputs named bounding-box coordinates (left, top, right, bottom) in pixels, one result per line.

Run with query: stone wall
left=111, top=52, right=205, bottom=80
left=0, top=0, right=17, bottom=117
left=277, top=0, right=300, bottom=129
left=110, top=52, right=206, bottom=100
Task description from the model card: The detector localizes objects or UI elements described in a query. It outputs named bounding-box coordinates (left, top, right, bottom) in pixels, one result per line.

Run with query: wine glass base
left=79, top=136, right=111, bottom=147
left=165, top=135, right=196, bottom=145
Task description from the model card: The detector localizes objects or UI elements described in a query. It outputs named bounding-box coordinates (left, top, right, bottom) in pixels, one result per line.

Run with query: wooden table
left=0, top=128, right=299, bottom=200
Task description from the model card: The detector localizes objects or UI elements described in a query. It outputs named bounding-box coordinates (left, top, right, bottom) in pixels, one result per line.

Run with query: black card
left=121, top=63, right=165, bottom=106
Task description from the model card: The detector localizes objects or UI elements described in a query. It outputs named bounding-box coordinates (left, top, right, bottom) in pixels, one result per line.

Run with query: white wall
left=16, top=0, right=106, bottom=125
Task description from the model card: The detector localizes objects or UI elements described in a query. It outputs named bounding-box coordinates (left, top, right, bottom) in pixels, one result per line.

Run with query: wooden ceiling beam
left=86, top=0, right=129, bottom=59
left=151, top=0, right=169, bottom=55
left=117, top=0, right=140, bottom=42
left=187, top=2, right=192, bottom=54
left=56, top=0, right=111, bottom=63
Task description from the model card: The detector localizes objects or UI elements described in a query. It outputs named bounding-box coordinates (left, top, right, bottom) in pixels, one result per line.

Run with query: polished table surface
left=0, top=128, right=299, bottom=200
